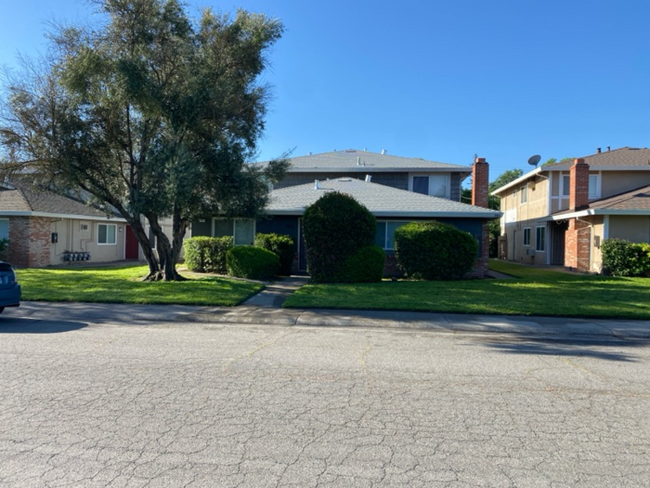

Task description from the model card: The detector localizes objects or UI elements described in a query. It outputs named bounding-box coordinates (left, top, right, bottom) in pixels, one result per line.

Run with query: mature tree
left=543, top=157, right=574, bottom=166
left=0, top=0, right=287, bottom=280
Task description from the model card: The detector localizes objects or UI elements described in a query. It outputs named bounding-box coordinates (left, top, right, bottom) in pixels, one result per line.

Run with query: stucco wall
left=50, top=219, right=126, bottom=265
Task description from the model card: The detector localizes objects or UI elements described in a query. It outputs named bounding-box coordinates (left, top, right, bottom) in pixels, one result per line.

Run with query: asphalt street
left=0, top=311, right=649, bottom=487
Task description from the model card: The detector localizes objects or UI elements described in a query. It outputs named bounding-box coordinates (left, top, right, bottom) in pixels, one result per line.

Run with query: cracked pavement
left=0, top=317, right=649, bottom=487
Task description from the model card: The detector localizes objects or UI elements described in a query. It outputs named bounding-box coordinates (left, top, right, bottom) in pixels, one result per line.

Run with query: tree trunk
left=145, top=213, right=186, bottom=281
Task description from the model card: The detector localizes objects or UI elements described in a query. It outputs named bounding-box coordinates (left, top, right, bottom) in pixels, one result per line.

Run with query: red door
left=125, top=225, right=139, bottom=260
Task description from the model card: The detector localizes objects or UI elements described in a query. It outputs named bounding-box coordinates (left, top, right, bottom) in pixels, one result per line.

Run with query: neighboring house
left=0, top=184, right=139, bottom=267
left=492, top=146, right=650, bottom=273
left=192, top=150, right=500, bottom=277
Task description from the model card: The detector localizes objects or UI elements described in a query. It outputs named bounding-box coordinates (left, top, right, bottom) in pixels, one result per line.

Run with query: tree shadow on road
left=481, top=336, right=649, bottom=362
left=0, top=318, right=87, bottom=334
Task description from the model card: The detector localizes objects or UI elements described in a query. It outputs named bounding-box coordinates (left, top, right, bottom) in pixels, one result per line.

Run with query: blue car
left=0, top=262, right=21, bottom=313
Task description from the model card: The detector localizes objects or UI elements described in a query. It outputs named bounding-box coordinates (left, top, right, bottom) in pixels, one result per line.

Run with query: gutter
left=0, top=211, right=125, bottom=222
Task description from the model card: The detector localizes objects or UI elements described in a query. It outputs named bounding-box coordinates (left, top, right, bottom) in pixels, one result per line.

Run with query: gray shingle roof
left=254, top=149, right=471, bottom=173
left=546, top=147, right=650, bottom=171
left=0, top=185, right=119, bottom=220
left=553, top=184, right=650, bottom=216
left=267, top=178, right=501, bottom=219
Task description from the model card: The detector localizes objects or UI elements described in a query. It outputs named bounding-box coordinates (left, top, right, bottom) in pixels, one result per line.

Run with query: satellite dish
left=528, top=154, right=541, bottom=167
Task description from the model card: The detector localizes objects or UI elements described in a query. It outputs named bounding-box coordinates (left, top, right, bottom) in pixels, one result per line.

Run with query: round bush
left=394, top=221, right=478, bottom=280
left=254, top=233, right=295, bottom=276
left=335, top=245, right=386, bottom=283
left=226, top=246, right=280, bottom=280
left=303, top=192, right=377, bottom=283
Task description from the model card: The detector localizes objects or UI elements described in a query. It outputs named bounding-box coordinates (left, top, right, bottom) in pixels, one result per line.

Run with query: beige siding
left=589, top=216, right=605, bottom=273
left=49, top=219, right=126, bottom=265
left=600, top=171, right=650, bottom=199
left=608, top=216, right=650, bottom=244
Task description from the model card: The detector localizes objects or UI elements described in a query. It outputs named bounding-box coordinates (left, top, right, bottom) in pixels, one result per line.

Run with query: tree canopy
left=0, top=0, right=287, bottom=280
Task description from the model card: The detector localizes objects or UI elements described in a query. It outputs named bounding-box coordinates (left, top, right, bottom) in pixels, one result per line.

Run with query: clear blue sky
left=2, top=0, right=650, bottom=180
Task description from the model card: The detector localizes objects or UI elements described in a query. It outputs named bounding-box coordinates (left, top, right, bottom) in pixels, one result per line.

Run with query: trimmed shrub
left=184, top=236, right=233, bottom=274
left=394, top=221, right=478, bottom=280
left=226, top=245, right=280, bottom=280
left=303, top=192, right=377, bottom=283
left=255, top=233, right=295, bottom=276
left=335, top=245, right=385, bottom=283
left=601, top=238, right=650, bottom=277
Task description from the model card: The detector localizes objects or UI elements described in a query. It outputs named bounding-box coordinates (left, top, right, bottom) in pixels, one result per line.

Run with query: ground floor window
left=375, top=221, right=409, bottom=250
left=98, top=223, right=117, bottom=245
left=213, top=218, right=255, bottom=245
left=0, top=219, right=8, bottom=242
left=536, top=226, right=546, bottom=252
left=523, top=227, right=531, bottom=246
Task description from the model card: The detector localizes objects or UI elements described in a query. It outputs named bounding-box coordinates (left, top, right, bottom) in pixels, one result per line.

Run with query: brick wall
left=7, top=216, right=51, bottom=268
left=471, top=158, right=489, bottom=208
left=565, top=219, right=590, bottom=271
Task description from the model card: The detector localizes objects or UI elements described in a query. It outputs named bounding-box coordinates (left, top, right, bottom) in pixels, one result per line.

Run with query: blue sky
left=2, top=0, right=650, bottom=180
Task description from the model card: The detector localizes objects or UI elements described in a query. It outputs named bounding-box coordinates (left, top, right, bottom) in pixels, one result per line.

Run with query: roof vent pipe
left=357, top=157, right=361, bottom=166
left=607, top=146, right=611, bottom=151
left=381, top=149, right=386, bottom=155
left=597, top=147, right=601, bottom=153
left=314, top=179, right=319, bottom=190
left=365, top=175, right=372, bottom=182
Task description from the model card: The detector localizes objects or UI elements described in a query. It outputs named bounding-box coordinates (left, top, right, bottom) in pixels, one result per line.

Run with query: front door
left=549, top=221, right=568, bottom=265
left=125, top=225, right=139, bottom=260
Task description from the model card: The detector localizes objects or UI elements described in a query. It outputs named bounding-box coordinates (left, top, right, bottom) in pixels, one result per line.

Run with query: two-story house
left=192, top=149, right=501, bottom=277
left=492, top=146, right=650, bottom=273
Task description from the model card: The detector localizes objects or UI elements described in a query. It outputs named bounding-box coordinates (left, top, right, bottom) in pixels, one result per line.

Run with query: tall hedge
left=303, top=192, right=377, bottom=283
left=601, top=238, right=650, bottom=277
left=394, top=221, right=478, bottom=280
left=255, top=233, right=295, bottom=276
left=184, top=236, right=233, bottom=273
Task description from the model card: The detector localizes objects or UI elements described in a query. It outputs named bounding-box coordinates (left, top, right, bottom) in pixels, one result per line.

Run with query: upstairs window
left=411, top=175, right=448, bottom=198
left=588, top=174, right=600, bottom=199
left=520, top=185, right=528, bottom=204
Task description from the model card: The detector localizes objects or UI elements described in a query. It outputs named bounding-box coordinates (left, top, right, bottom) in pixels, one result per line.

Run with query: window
left=562, top=175, right=570, bottom=196
left=588, top=174, right=599, bottom=199
left=213, top=219, right=255, bottom=245
left=375, top=221, right=409, bottom=250
left=0, top=219, right=8, bottom=242
left=523, top=228, right=531, bottom=246
left=535, top=226, right=546, bottom=252
left=411, top=175, right=448, bottom=198
left=234, top=220, right=254, bottom=245
left=98, top=224, right=117, bottom=245
left=520, top=185, right=528, bottom=204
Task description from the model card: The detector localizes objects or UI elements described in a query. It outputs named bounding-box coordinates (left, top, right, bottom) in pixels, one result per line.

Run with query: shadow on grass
left=482, top=336, right=649, bottom=362
left=0, top=318, right=87, bottom=334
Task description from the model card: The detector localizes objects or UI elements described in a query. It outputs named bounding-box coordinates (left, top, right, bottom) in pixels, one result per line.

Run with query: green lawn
left=16, top=265, right=263, bottom=306
left=283, top=260, right=650, bottom=319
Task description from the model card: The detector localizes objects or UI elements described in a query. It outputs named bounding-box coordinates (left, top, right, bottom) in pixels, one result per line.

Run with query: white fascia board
left=0, top=210, right=126, bottom=222
left=491, top=167, right=544, bottom=196
left=546, top=208, right=650, bottom=221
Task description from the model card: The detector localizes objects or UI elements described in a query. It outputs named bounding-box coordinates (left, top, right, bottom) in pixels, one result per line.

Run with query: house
left=0, top=184, right=138, bottom=267
left=492, top=146, right=650, bottom=273
left=192, top=150, right=501, bottom=277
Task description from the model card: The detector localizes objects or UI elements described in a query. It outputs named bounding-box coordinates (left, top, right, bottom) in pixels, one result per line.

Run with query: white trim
left=0, top=211, right=124, bottom=222
left=546, top=208, right=650, bottom=220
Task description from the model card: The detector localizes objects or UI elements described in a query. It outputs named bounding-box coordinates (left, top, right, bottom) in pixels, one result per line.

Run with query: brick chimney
left=569, top=158, right=590, bottom=210
left=472, top=157, right=489, bottom=208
